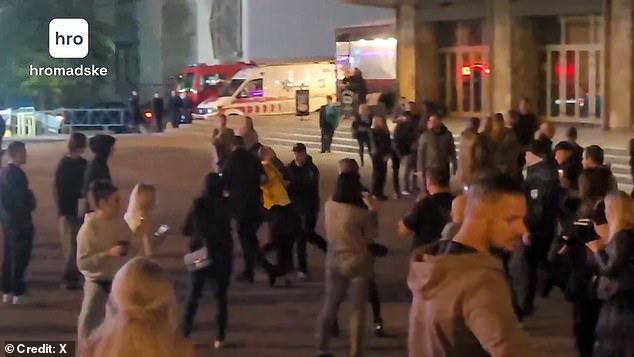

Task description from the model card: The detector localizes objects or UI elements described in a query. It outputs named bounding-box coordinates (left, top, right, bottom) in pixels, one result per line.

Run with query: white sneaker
left=213, top=340, right=225, bottom=349
left=12, top=295, right=28, bottom=305
left=1, top=294, right=11, bottom=304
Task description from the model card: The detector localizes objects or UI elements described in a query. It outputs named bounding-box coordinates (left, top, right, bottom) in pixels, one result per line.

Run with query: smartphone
left=154, top=224, right=170, bottom=238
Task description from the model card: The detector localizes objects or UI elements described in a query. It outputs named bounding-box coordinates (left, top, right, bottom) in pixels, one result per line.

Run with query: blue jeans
left=1, top=224, right=34, bottom=296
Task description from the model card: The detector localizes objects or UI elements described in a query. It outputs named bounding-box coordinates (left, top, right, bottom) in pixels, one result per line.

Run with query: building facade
left=345, top=0, right=633, bottom=129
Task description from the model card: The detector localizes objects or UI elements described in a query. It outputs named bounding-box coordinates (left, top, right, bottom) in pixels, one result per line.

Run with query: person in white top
left=124, top=183, right=164, bottom=257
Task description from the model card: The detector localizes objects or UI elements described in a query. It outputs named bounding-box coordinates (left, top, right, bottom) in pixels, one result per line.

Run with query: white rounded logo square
left=49, top=18, right=89, bottom=59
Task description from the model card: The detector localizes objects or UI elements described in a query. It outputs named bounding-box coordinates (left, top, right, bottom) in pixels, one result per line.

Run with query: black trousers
left=371, top=156, right=388, bottom=197
left=1, top=225, right=34, bottom=296
left=183, top=266, right=231, bottom=341
left=356, top=133, right=371, bottom=166
left=155, top=115, right=163, bottom=132
left=521, top=227, right=555, bottom=312
left=61, top=216, right=82, bottom=285
left=296, top=209, right=321, bottom=273
left=171, top=114, right=180, bottom=128
left=268, top=205, right=297, bottom=275
left=321, top=125, right=335, bottom=152
left=236, top=216, right=266, bottom=277
left=573, top=298, right=602, bottom=357
left=391, top=152, right=401, bottom=195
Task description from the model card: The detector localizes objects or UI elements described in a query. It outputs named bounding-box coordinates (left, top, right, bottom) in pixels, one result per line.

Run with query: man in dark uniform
left=167, top=90, right=183, bottom=129
left=127, top=90, right=141, bottom=129
left=151, top=92, right=164, bottom=133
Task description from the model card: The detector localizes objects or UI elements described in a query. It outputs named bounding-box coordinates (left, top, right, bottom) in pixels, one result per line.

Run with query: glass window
left=176, top=73, right=195, bottom=91
left=436, top=22, right=457, bottom=48
left=219, top=79, right=245, bottom=97
left=201, top=73, right=225, bottom=88
left=462, top=20, right=483, bottom=46
left=238, top=79, right=263, bottom=98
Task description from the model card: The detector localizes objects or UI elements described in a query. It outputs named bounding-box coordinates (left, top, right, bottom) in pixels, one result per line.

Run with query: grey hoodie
left=417, top=124, right=457, bottom=177
left=407, top=241, right=538, bottom=357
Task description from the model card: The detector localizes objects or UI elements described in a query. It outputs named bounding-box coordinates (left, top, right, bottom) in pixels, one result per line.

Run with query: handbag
left=183, top=246, right=211, bottom=272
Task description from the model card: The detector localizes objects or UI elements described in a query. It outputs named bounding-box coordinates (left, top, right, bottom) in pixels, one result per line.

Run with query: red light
left=484, top=67, right=491, bottom=74
left=144, top=111, right=153, bottom=119
left=461, top=66, right=472, bottom=76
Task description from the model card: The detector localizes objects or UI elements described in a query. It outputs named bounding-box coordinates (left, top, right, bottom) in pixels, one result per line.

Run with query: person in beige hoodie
left=77, top=180, right=137, bottom=343
left=407, top=171, right=539, bottom=357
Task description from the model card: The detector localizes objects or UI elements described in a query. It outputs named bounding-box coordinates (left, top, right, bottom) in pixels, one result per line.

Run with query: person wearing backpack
left=1, top=142, right=36, bottom=305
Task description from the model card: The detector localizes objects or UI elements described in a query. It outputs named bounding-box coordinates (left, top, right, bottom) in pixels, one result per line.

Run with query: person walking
left=286, top=143, right=322, bottom=279
left=182, top=173, right=233, bottom=349
left=370, top=115, right=391, bottom=200
left=83, top=134, right=116, bottom=199
left=416, top=114, right=457, bottom=193
left=392, top=103, right=419, bottom=197
left=83, top=257, right=194, bottom=357
left=222, top=136, right=273, bottom=283
left=319, top=96, right=339, bottom=153
left=315, top=170, right=378, bottom=357
left=352, top=104, right=373, bottom=167
left=127, top=90, right=142, bottom=130
left=181, top=94, right=193, bottom=124
left=237, top=116, right=259, bottom=151
left=456, top=117, right=480, bottom=188
left=260, top=146, right=298, bottom=286
left=77, top=180, right=136, bottom=341
left=54, top=133, right=88, bottom=290
left=151, top=92, right=164, bottom=133
left=0, top=142, right=36, bottom=305
left=587, top=191, right=634, bottom=357
left=167, top=90, right=183, bottom=129
left=407, top=171, right=538, bottom=357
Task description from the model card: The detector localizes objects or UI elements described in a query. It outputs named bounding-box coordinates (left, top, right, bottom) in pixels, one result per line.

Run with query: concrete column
left=488, top=0, right=513, bottom=114
left=196, top=0, right=217, bottom=64
left=396, top=4, right=417, bottom=101
left=605, top=0, right=633, bottom=129
left=416, top=23, right=440, bottom=102
left=510, top=18, right=540, bottom=110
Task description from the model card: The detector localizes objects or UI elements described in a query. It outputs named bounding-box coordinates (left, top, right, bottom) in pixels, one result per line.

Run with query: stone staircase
left=174, top=116, right=633, bottom=192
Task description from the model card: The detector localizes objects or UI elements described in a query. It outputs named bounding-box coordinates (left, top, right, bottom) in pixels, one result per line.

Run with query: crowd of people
left=0, top=91, right=633, bottom=357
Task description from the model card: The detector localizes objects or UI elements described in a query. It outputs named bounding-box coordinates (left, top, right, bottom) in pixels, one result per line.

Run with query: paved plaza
left=0, top=116, right=578, bottom=356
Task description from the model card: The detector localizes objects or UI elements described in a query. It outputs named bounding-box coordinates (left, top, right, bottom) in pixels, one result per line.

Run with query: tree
left=0, top=0, right=114, bottom=109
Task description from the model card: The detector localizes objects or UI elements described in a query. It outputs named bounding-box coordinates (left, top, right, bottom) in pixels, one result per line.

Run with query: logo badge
left=49, top=18, right=89, bottom=59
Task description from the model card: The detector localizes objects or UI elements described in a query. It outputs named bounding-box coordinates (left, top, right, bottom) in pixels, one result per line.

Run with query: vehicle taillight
left=144, top=110, right=153, bottom=120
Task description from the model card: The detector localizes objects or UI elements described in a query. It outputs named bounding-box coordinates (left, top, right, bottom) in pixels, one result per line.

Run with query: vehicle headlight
left=56, top=114, right=64, bottom=122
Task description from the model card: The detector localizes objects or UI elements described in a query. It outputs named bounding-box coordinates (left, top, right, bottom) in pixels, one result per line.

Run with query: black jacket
left=525, top=159, right=559, bottom=234
left=223, top=148, right=265, bottom=218
left=371, top=129, right=392, bottom=159
left=393, top=115, right=418, bottom=156
left=83, top=135, right=115, bottom=196
left=514, top=113, right=539, bottom=147
left=0, top=164, right=36, bottom=229
left=167, top=95, right=183, bottom=117
left=183, top=196, right=233, bottom=274
left=128, top=94, right=141, bottom=124
left=152, top=97, right=164, bottom=118
left=286, top=157, right=320, bottom=214
left=54, top=155, right=87, bottom=217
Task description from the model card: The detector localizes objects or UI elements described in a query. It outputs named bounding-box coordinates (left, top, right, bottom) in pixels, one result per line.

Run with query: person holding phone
left=77, top=180, right=136, bottom=342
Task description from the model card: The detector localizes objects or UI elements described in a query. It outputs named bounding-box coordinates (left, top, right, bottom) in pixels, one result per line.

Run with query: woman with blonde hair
left=587, top=191, right=634, bottom=357
left=238, top=116, right=259, bottom=151
left=124, top=184, right=162, bottom=257
left=83, top=257, right=194, bottom=357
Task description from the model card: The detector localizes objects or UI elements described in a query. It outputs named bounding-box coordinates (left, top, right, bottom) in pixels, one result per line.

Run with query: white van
left=193, top=61, right=336, bottom=119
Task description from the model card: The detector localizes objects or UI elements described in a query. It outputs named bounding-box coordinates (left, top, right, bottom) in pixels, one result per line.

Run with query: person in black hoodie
left=370, top=116, right=392, bottom=200
left=83, top=135, right=116, bottom=211
left=0, top=142, right=36, bottom=305
left=286, top=143, right=324, bottom=279
left=54, top=133, right=88, bottom=289
left=392, top=103, right=419, bottom=198
left=182, top=173, right=233, bottom=349
left=521, top=143, right=559, bottom=317
left=555, top=141, right=583, bottom=192
left=167, top=90, right=183, bottom=129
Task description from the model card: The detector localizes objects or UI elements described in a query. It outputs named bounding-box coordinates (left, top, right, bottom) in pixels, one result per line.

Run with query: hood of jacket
left=431, top=123, right=450, bottom=137
left=407, top=241, right=503, bottom=299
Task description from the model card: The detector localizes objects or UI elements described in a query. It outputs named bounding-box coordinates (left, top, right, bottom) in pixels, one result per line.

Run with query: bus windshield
left=176, top=73, right=195, bottom=91
left=219, top=79, right=245, bottom=97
